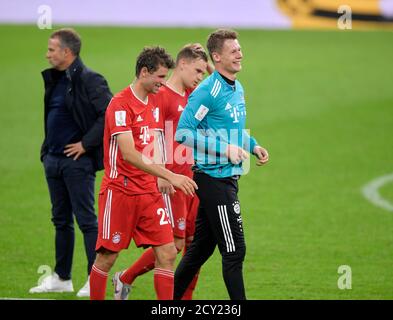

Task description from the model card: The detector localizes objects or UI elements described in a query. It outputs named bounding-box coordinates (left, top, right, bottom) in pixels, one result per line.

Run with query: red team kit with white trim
left=97, top=85, right=175, bottom=252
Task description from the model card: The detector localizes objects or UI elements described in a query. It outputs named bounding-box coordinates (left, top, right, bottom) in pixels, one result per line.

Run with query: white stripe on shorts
left=218, top=205, right=235, bottom=253
left=162, top=193, right=174, bottom=228
left=103, top=189, right=112, bottom=239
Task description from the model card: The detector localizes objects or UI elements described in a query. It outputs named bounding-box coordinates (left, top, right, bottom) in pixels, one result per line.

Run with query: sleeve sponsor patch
left=194, top=104, right=209, bottom=121
left=115, top=111, right=126, bottom=126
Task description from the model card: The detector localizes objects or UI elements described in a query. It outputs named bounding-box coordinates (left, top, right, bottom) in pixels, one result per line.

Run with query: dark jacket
left=41, top=57, right=112, bottom=171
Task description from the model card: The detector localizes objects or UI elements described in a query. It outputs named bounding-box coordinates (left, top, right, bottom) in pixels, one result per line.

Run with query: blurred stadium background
left=0, top=0, right=392, bottom=299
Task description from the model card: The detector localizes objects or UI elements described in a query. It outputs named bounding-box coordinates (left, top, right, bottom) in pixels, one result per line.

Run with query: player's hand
left=253, top=146, right=269, bottom=166
left=168, top=173, right=198, bottom=196
left=157, top=177, right=175, bottom=195
left=226, top=144, right=249, bottom=165
left=64, top=141, right=86, bottom=160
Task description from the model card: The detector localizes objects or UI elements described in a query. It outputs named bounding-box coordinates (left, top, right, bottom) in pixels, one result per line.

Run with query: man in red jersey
left=112, top=44, right=212, bottom=300
left=89, top=47, right=198, bottom=300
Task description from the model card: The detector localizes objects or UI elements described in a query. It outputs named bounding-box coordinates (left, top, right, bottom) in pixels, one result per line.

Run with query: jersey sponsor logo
left=230, top=106, right=240, bottom=123
left=136, top=115, right=143, bottom=122
left=225, top=102, right=245, bottom=123
left=194, top=104, right=209, bottom=121
left=139, top=126, right=150, bottom=145
left=115, top=111, right=126, bottom=126
left=178, top=105, right=184, bottom=112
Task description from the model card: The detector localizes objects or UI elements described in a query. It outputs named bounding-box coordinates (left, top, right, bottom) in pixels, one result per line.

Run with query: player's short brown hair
left=207, top=29, right=238, bottom=61
left=176, top=44, right=208, bottom=65
left=50, top=28, right=81, bottom=56
left=135, top=46, right=175, bottom=77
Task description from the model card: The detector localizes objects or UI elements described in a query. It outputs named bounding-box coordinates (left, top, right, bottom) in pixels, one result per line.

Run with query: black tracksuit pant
left=174, top=172, right=246, bottom=300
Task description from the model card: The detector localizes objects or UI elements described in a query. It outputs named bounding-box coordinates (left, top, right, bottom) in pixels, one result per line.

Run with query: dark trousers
left=43, top=154, right=98, bottom=280
left=174, top=172, right=246, bottom=300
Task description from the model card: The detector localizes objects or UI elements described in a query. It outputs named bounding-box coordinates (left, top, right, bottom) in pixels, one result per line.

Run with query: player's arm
left=153, top=130, right=175, bottom=195
left=175, top=88, right=248, bottom=164
left=242, top=130, right=269, bottom=166
left=175, top=87, right=221, bottom=155
left=116, top=132, right=197, bottom=195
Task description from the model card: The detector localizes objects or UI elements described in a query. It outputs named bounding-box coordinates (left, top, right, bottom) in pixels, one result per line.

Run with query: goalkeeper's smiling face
left=217, top=39, right=243, bottom=74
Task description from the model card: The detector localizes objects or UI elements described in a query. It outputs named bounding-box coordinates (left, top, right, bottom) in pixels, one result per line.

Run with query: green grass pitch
left=0, top=25, right=392, bottom=299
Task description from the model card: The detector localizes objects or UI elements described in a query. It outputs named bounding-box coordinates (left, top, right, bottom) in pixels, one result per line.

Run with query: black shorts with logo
left=193, top=172, right=245, bottom=255
left=174, top=171, right=247, bottom=300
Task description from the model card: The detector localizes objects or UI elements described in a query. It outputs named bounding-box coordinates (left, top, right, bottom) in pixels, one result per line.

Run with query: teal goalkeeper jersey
left=175, top=71, right=259, bottom=178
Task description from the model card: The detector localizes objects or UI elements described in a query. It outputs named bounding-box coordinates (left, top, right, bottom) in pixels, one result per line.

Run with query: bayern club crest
left=233, top=201, right=241, bottom=215
left=177, top=218, right=186, bottom=231
left=112, top=232, right=121, bottom=244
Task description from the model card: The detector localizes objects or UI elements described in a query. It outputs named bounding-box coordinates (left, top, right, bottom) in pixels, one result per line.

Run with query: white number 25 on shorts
left=157, top=208, right=169, bottom=226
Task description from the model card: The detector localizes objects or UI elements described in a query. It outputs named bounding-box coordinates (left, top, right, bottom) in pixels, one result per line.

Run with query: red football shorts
left=96, top=188, right=174, bottom=252
left=162, top=191, right=199, bottom=239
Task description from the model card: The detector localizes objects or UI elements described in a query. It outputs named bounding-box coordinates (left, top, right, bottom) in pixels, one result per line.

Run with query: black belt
left=192, top=166, right=240, bottom=180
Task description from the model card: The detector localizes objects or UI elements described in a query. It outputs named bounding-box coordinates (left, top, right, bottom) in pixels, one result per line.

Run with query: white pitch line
left=362, top=173, right=393, bottom=212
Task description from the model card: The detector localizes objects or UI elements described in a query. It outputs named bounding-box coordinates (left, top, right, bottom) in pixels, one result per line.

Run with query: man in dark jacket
left=29, top=28, right=112, bottom=297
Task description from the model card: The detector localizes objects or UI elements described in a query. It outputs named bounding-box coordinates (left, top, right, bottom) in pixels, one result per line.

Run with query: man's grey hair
left=50, top=28, right=82, bottom=56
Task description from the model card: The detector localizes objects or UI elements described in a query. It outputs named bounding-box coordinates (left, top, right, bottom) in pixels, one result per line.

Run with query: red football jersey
left=100, top=85, right=162, bottom=195
left=154, top=84, right=194, bottom=177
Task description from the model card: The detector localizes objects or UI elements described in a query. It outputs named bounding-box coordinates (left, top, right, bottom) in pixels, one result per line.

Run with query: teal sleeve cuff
left=250, top=137, right=259, bottom=155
